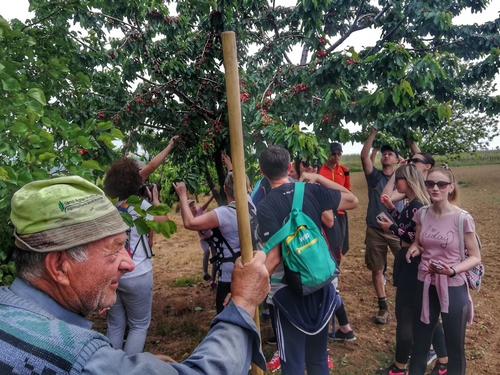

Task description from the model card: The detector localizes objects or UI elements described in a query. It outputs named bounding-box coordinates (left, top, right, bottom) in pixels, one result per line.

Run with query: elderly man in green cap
left=0, top=176, right=269, bottom=375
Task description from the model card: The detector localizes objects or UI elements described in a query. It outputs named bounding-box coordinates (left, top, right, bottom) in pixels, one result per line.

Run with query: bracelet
left=449, top=267, right=456, bottom=278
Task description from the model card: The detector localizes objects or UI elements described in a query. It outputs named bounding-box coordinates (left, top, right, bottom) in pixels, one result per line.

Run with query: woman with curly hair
left=103, top=157, right=170, bottom=355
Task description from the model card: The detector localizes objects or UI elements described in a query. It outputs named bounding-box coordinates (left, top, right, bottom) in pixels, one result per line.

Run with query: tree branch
left=326, top=3, right=391, bottom=54
left=20, top=4, right=76, bottom=31
left=67, top=32, right=99, bottom=53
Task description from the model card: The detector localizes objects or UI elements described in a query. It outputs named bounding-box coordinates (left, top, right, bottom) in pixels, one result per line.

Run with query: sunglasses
left=301, top=160, right=311, bottom=167
left=409, top=157, right=429, bottom=164
left=424, top=180, right=452, bottom=189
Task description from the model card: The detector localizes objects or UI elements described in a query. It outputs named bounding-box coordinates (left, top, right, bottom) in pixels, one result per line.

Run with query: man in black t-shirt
left=257, top=146, right=358, bottom=375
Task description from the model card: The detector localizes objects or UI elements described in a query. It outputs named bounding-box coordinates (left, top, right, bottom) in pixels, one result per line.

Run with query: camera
left=138, top=182, right=162, bottom=197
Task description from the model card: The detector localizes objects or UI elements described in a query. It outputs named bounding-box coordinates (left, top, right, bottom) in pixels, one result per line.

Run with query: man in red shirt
left=319, top=142, right=351, bottom=255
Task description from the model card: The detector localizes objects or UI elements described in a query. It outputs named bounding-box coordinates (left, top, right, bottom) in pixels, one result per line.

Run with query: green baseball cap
left=11, top=176, right=129, bottom=252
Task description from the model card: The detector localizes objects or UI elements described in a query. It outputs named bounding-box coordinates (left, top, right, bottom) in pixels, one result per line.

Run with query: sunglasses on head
left=409, top=157, right=429, bottom=164
left=424, top=180, right=452, bottom=189
left=395, top=176, right=406, bottom=182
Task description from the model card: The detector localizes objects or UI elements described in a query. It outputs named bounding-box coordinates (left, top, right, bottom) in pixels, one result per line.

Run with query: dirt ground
left=93, top=164, right=500, bottom=374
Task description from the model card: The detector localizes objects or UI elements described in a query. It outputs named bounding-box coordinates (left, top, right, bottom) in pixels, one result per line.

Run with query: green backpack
left=263, top=182, right=337, bottom=295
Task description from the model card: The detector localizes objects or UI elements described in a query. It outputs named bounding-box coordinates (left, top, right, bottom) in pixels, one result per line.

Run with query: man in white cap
left=0, top=176, right=269, bottom=374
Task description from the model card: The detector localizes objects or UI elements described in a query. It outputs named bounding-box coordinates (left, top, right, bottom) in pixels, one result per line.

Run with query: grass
left=169, top=275, right=201, bottom=287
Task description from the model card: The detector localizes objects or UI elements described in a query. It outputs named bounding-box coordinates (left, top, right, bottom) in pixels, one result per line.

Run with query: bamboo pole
left=221, top=31, right=263, bottom=375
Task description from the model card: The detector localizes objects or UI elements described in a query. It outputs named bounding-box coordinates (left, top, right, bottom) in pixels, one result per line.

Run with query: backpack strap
left=458, top=210, right=468, bottom=262
left=419, top=205, right=429, bottom=223
left=291, top=181, right=305, bottom=212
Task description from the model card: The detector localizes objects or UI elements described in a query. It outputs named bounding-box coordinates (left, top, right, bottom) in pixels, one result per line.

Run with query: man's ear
left=44, top=251, right=71, bottom=286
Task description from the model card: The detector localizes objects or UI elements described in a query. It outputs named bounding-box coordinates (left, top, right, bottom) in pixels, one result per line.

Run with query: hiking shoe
left=329, top=328, right=357, bottom=342
left=203, top=273, right=212, bottom=281
left=266, top=336, right=277, bottom=345
left=427, top=349, right=437, bottom=366
left=266, top=351, right=280, bottom=372
left=375, top=363, right=407, bottom=374
left=374, top=309, right=391, bottom=324
left=429, top=361, right=448, bottom=375
left=210, top=281, right=217, bottom=289
left=328, top=355, right=334, bottom=370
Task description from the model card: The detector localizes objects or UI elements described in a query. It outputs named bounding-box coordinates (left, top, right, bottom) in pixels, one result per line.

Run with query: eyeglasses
left=409, top=158, right=429, bottom=164
left=395, top=176, right=406, bottom=182
left=424, top=180, right=452, bottom=189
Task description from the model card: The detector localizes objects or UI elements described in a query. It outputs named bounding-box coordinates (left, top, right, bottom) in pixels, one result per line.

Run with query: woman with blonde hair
left=376, top=164, right=446, bottom=375
left=406, top=166, right=481, bottom=375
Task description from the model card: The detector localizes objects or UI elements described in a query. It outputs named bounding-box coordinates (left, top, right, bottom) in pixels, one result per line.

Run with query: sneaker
left=426, top=349, right=437, bottom=366
left=375, top=363, right=407, bottom=374
left=266, top=336, right=277, bottom=345
left=328, top=355, right=334, bottom=370
left=429, top=361, right=448, bottom=375
left=203, top=273, right=212, bottom=281
left=210, top=281, right=217, bottom=289
left=329, top=328, right=357, bottom=342
left=374, top=309, right=391, bottom=324
left=266, top=351, right=280, bottom=372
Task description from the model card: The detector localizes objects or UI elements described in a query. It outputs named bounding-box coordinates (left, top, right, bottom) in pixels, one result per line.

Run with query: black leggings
left=216, top=281, right=231, bottom=314
left=409, top=281, right=469, bottom=375
left=394, top=250, right=447, bottom=364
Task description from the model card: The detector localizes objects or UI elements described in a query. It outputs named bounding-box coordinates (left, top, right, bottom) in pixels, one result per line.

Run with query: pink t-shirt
left=414, top=207, right=475, bottom=286
left=413, top=207, right=476, bottom=323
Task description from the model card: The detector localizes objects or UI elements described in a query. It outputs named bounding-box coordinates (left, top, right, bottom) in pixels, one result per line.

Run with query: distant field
left=340, top=149, right=500, bottom=172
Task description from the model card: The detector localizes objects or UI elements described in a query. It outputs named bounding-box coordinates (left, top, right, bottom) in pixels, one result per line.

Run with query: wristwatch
left=449, top=267, right=456, bottom=278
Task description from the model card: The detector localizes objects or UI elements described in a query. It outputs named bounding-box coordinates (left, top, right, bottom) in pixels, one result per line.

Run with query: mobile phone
left=431, top=261, right=444, bottom=270
left=376, top=212, right=385, bottom=221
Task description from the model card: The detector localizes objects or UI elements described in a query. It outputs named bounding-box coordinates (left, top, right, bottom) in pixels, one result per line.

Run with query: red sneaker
left=266, top=351, right=281, bottom=372
left=328, top=355, right=334, bottom=370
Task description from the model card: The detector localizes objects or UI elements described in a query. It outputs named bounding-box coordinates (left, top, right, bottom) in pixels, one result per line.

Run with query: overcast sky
left=2, top=0, right=499, bottom=153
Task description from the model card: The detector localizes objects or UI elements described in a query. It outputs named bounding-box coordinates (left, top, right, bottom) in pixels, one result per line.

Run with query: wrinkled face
left=299, top=158, right=314, bottom=174
left=410, top=153, right=432, bottom=174
left=68, top=233, right=134, bottom=316
left=425, top=171, right=454, bottom=203
left=381, top=151, right=398, bottom=168
left=288, top=163, right=299, bottom=180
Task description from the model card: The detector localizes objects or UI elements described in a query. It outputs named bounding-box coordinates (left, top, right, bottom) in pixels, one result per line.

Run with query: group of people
left=0, top=134, right=481, bottom=375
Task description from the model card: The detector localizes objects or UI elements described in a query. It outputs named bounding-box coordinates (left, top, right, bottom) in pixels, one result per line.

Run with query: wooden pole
left=221, top=31, right=263, bottom=375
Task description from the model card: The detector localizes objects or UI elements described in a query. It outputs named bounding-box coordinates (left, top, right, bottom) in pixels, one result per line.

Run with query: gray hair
left=14, top=244, right=88, bottom=282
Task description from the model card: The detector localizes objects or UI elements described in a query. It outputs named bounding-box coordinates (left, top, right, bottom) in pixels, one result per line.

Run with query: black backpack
left=209, top=201, right=261, bottom=276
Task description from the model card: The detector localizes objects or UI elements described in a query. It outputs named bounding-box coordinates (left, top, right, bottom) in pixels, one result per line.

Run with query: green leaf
left=81, top=160, right=102, bottom=170
left=27, top=88, right=47, bottom=105
left=10, top=122, right=28, bottom=135
left=1, top=77, right=21, bottom=92
left=97, top=121, right=113, bottom=131
left=133, top=217, right=150, bottom=235
left=77, top=136, right=93, bottom=149
left=120, top=211, right=134, bottom=227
